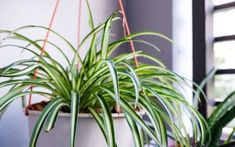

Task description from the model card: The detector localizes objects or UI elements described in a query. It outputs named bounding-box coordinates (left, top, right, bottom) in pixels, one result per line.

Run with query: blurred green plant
left=194, top=68, right=235, bottom=147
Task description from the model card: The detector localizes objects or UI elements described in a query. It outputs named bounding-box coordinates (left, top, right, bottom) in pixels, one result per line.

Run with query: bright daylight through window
left=213, top=0, right=235, bottom=99
left=212, top=0, right=235, bottom=128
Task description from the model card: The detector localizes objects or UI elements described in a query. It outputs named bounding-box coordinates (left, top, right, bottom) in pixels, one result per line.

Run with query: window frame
left=193, top=0, right=235, bottom=117
left=192, top=0, right=208, bottom=118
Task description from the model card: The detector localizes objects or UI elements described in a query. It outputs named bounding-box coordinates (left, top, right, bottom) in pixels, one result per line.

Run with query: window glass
left=214, top=9, right=235, bottom=37
left=214, top=74, right=235, bottom=98
left=214, top=41, right=235, bottom=69
left=213, top=0, right=235, bottom=5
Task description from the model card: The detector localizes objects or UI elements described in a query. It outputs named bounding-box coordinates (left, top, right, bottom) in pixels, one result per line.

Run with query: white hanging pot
left=28, top=110, right=137, bottom=147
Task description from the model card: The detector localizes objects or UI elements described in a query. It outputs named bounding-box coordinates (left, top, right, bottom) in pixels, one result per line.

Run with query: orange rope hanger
left=26, top=0, right=138, bottom=115
left=117, top=0, right=139, bottom=67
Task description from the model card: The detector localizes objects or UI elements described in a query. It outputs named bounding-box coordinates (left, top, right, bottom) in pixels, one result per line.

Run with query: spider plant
left=0, top=8, right=207, bottom=147
left=206, top=90, right=235, bottom=147
left=194, top=68, right=235, bottom=147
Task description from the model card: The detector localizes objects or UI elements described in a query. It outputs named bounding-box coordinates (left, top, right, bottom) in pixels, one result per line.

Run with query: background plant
left=194, top=68, right=235, bottom=147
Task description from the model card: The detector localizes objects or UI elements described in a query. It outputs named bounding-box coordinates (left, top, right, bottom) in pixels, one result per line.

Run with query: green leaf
left=0, top=44, right=71, bottom=98
left=125, top=113, right=142, bottom=147
left=101, top=12, right=118, bottom=60
left=118, top=71, right=140, bottom=108
left=140, top=92, right=167, bottom=146
left=88, top=107, right=107, bottom=142
left=107, top=39, right=161, bottom=57
left=44, top=102, right=69, bottom=132
left=70, top=91, right=80, bottom=147
left=118, top=61, right=141, bottom=108
left=207, top=91, right=235, bottom=146
left=95, top=94, right=116, bottom=147
left=119, top=98, right=160, bottom=145
left=104, top=60, right=120, bottom=112
left=85, top=0, right=95, bottom=29
left=25, top=39, right=71, bottom=67
left=142, top=84, right=173, bottom=123
left=0, top=83, right=52, bottom=112
left=193, top=68, right=216, bottom=106
left=30, top=98, right=65, bottom=147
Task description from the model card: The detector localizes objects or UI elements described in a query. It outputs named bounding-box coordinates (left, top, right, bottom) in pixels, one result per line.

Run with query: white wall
left=173, top=0, right=193, bottom=101
left=0, top=0, right=119, bottom=147
left=172, top=0, right=194, bottom=135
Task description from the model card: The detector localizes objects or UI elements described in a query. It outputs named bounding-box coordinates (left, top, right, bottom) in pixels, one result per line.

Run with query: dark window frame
left=192, top=0, right=207, bottom=118
left=214, top=2, right=235, bottom=10
left=193, top=0, right=235, bottom=118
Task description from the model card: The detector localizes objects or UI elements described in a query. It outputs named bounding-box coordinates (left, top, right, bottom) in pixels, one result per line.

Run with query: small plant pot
left=28, top=110, right=137, bottom=147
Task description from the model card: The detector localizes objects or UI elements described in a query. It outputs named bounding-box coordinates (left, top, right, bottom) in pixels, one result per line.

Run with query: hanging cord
left=117, top=0, right=139, bottom=67
left=26, top=0, right=60, bottom=115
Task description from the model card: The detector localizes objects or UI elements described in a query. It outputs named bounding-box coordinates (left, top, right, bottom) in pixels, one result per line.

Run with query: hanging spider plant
left=0, top=6, right=207, bottom=147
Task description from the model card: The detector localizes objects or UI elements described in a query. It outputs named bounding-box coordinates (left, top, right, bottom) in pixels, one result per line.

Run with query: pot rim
left=26, top=109, right=145, bottom=118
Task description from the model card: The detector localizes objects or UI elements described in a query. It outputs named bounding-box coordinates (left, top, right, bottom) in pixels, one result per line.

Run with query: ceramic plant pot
left=28, top=111, right=136, bottom=147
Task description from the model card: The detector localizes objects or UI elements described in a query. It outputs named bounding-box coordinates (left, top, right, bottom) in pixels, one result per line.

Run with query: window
left=193, top=0, right=235, bottom=138
left=212, top=0, right=235, bottom=133
left=193, top=0, right=235, bottom=118
left=212, top=1, right=235, bottom=101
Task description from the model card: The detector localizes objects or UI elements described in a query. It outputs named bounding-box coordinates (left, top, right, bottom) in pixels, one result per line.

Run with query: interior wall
left=126, top=0, right=172, bottom=69
left=173, top=0, right=193, bottom=100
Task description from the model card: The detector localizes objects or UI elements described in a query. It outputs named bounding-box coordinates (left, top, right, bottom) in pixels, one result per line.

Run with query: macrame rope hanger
left=26, top=0, right=138, bottom=115
left=118, top=0, right=139, bottom=67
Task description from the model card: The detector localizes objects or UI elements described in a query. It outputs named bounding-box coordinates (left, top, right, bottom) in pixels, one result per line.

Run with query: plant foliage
left=0, top=7, right=207, bottom=147
left=195, top=68, right=235, bottom=147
